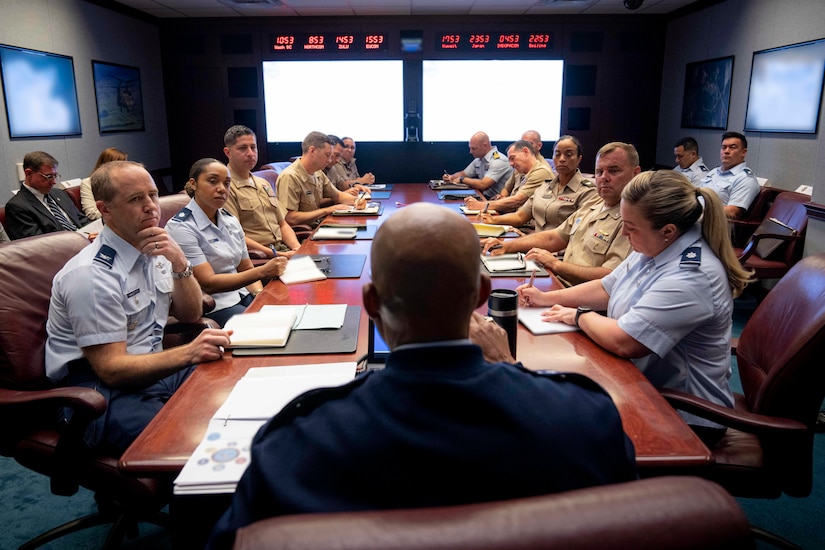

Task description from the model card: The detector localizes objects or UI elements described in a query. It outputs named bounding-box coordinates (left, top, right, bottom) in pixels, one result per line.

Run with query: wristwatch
left=458, top=176, right=465, bottom=184
left=172, top=261, right=193, bottom=279
left=575, top=306, right=592, bottom=328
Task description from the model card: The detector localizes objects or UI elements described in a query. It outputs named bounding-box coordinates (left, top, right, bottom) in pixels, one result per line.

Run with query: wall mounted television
left=0, top=44, right=82, bottom=138
left=744, top=38, right=825, bottom=134
left=422, top=60, right=563, bottom=142
left=262, top=60, right=403, bottom=142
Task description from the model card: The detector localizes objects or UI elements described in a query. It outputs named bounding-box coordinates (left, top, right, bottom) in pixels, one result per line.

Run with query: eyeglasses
left=343, top=145, right=355, bottom=150
left=37, top=172, right=61, bottom=182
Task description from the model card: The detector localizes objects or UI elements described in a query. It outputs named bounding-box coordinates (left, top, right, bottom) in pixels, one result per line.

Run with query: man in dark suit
left=208, top=203, right=637, bottom=549
left=5, top=151, right=91, bottom=240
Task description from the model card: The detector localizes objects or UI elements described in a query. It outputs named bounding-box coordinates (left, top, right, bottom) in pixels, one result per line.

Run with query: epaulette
left=170, top=207, right=192, bottom=223
left=580, top=178, right=595, bottom=187
left=699, top=165, right=709, bottom=172
left=257, top=372, right=373, bottom=438
left=492, top=151, right=501, bottom=160
left=220, top=208, right=233, bottom=218
left=680, top=245, right=702, bottom=268
left=92, top=244, right=117, bottom=269
left=515, top=363, right=610, bottom=396
left=743, top=167, right=754, bottom=176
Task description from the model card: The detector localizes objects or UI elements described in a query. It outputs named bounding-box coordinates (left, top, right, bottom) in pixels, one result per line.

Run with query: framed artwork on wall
left=92, top=60, right=144, bottom=133
left=680, top=56, right=734, bottom=130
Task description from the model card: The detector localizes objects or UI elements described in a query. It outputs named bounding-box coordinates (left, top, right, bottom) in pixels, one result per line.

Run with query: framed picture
left=91, top=60, right=144, bottom=133
left=0, top=44, right=82, bottom=138
left=680, top=56, right=734, bottom=130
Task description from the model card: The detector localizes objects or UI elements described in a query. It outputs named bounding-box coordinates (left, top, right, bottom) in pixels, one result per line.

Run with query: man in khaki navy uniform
left=324, top=135, right=350, bottom=191
left=465, top=140, right=554, bottom=215
left=221, top=125, right=301, bottom=259
left=339, top=136, right=375, bottom=185
left=443, top=131, right=513, bottom=199
left=465, top=132, right=556, bottom=214
left=483, top=142, right=639, bottom=286
left=699, top=131, right=759, bottom=219
left=673, top=136, right=708, bottom=186
left=276, top=131, right=365, bottom=228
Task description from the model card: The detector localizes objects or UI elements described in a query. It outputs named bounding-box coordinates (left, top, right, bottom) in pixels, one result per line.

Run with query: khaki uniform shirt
left=224, top=169, right=285, bottom=248
left=277, top=159, right=339, bottom=225
left=556, top=200, right=631, bottom=272
left=340, top=158, right=360, bottom=180
left=520, top=170, right=598, bottom=231
left=503, top=159, right=554, bottom=199
left=325, top=163, right=350, bottom=190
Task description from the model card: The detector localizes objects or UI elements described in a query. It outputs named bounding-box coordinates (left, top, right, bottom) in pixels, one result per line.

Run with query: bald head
left=366, top=203, right=488, bottom=346
left=469, top=132, right=492, bottom=159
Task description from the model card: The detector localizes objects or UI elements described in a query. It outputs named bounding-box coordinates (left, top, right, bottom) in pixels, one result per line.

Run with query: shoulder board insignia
left=680, top=246, right=701, bottom=267
left=492, top=151, right=501, bottom=159
left=699, top=165, right=709, bottom=172
left=93, top=244, right=117, bottom=269
left=170, top=207, right=192, bottom=222
left=580, top=179, right=594, bottom=187
left=220, top=208, right=233, bottom=218
left=516, top=365, right=610, bottom=396
left=744, top=167, right=754, bottom=175
left=258, top=373, right=372, bottom=438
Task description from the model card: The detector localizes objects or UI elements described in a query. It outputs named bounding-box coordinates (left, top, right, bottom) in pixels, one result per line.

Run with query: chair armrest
left=738, top=232, right=803, bottom=262
left=163, top=318, right=220, bottom=348
left=659, top=388, right=808, bottom=435
left=0, top=385, right=106, bottom=417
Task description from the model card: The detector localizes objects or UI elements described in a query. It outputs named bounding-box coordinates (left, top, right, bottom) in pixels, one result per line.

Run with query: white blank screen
left=263, top=60, right=403, bottom=142
left=422, top=60, right=564, bottom=142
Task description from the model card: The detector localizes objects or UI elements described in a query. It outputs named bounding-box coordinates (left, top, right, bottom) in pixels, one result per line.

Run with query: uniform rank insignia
left=744, top=167, right=754, bottom=176
left=680, top=246, right=702, bottom=267
left=700, top=165, right=709, bottom=172
left=93, top=245, right=117, bottom=269
left=492, top=151, right=501, bottom=159
left=172, top=208, right=192, bottom=222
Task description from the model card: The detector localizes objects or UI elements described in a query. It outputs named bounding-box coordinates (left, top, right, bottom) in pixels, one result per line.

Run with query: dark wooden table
left=119, top=184, right=710, bottom=476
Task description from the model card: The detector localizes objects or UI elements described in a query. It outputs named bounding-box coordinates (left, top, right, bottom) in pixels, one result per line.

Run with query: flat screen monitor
left=0, top=44, right=82, bottom=138
left=367, top=318, right=390, bottom=363
left=744, top=38, right=825, bottom=134
left=262, top=60, right=404, bottom=142
left=422, top=59, right=563, bottom=141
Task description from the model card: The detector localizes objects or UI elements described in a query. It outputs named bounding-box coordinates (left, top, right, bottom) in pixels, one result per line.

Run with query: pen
left=528, top=268, right=536, bottom=288
left=482, top=202, right=490, bottom=214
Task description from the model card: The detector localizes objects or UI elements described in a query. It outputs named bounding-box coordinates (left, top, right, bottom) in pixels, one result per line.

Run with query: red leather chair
left=729, top=187, right=780, bottom=248
left=734, top=192, right=810, bottom=281
left=233, top=477, right=753, bottom=550
left=63, top=184, right=83, bottom=213
left=662, top=253, right=825, bottom=546
left=158, top=193, right=190, bottom=228
left=0, top=231, right=213, bottom=548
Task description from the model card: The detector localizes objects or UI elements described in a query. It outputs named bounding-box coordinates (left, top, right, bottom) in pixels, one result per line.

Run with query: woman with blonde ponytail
left=518, top=170, right=752, bottom=446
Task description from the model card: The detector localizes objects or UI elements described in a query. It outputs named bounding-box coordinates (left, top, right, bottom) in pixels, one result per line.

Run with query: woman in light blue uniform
left=167, top=158, right=287, bottom=326
left=518, top=170, right=752, bottom=445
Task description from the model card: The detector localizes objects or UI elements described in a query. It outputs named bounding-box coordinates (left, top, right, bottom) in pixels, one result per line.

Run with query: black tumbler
left=488, top=289, right=518, bottom=359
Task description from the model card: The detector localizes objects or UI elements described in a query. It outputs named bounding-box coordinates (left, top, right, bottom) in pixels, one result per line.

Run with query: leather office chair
left=64, top=184, right=83, bottom=212
left=729, top=186, right=779, bottom=248
left=233, top=476, right=753, bottom=550
left=734, top=192, right=810, bottom=281
left=661, top=253, right=825, bottom=547
left=0, top=231, right=213, bottom=549
left=158, top=192, right=191, bottom=228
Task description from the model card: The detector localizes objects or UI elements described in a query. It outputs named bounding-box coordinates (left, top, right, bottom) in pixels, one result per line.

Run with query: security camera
left=623, top=0, right=644, bottom=9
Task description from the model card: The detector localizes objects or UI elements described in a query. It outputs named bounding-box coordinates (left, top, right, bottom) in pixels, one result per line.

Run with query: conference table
left=119, top=184, right=711, bottom=478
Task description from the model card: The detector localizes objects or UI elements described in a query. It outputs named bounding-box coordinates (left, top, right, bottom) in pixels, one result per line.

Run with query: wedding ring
left=484, top=316, right=494, bottom=323
left=154, top=242, right=159, bottom=250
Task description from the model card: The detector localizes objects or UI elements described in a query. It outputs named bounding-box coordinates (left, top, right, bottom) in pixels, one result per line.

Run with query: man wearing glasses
left=6, top=151, right=91, bottom=240
left=339, top=136, right=376, bottom=187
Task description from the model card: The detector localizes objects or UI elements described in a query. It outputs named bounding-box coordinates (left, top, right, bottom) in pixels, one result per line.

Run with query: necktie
left=45, top=194, right=77, bottom=232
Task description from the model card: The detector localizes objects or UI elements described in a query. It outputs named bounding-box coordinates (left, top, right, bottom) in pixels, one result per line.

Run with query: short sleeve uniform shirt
left=464, top=146, right=513, bottom=199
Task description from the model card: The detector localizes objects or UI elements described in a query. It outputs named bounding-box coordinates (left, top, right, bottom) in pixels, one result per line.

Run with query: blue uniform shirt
left=601, top=225, right=735, bottom=428
left=167, top=198, right=250, bottom=313
left=674, top=157, right=709, bottom=186
left=464, top=146, right=513, bottom=199
left=700, top=162, right=759, bottom=212
left=46, top=225, right=171, bottom=381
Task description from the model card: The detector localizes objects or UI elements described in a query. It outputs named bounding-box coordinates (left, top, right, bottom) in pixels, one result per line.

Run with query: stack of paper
left=280, top=255, right=327, bottom=284
left=173, top=362, right=357, bottom=495
left=481, top=253, right=542, bottom=272
left=460, top=206, right=497, bottom=216
left=332, top=202, right=381, bottom=215
left=472, top=222, right=507, bottom=237
left=311, top=226, right=358, bottom=240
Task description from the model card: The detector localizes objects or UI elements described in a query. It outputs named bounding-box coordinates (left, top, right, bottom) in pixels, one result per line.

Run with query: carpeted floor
left=3, top=294, right=823, bottom=549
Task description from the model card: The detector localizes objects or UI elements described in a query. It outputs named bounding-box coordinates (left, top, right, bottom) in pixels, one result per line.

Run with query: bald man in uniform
left=443, top=131, right=513, bottom=199
left=208, top=203, right=637, bottom=549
